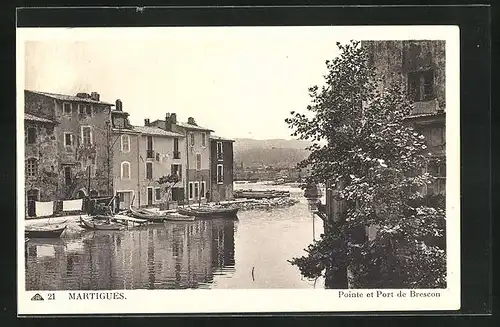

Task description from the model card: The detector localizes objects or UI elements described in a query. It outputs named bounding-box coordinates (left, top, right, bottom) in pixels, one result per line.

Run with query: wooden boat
left=177, top=205, right=239, bottom=218
left=233, top=189, right=290, bottom=199
left=163, top=212, right=195, bottom=222
left=79, top=216, right=122, bottom=231
left=129, top=206, right=166, bottom=222
left=25, top=225, right=67, bottom=238
left=112, top=214, right=148, bottom=226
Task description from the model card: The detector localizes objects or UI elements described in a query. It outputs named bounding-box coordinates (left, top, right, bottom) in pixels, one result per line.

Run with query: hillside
left=233, top=138, right=311, bottom=168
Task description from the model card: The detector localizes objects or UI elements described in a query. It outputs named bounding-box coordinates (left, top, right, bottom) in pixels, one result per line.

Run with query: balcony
left=146, top=149, right=155, bottom=159
left=217, top=152, right=224, bottom=161
left=173, top=151, right=181, bottom=159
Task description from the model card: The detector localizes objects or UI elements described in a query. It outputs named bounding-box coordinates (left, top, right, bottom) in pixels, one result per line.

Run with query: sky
left=23, top=27, right=348, bottom=140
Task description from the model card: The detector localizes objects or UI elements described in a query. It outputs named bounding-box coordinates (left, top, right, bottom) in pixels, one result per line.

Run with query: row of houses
left=24, top=90, right=234, bottom=216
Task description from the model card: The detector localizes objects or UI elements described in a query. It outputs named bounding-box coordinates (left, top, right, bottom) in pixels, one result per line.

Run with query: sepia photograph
left=17, top=25, right=460, bottom=314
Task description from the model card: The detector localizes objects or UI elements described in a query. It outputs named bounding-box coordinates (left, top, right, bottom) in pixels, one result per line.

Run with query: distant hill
left=233, top=138, right=311, bottom=168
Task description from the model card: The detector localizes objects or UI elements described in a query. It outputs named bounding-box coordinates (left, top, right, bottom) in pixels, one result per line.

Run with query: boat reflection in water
left=25, top=218, right=236, bottom=290
left=26, top=184, right=326, bottom=290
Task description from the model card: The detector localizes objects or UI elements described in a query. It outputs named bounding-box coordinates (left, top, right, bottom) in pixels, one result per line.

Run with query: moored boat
left=177, top=205, right=239, bottom=218
left=163, top=212, right=195, bottom=222
left=129, top=206, right=166, bottom=222
left=25, top=225, right=67, bottom=238
left=79, top=216, right=122, bottom=231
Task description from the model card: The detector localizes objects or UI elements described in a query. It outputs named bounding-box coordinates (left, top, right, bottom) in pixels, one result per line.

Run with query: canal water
left=25, top=184, right=325, bottom=290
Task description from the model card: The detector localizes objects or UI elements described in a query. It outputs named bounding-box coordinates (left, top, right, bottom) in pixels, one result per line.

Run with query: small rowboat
left=177, top=205, right=239, bottom=218
left=129, top=206, right=166, bottom=222
left=79, top=216, right=122, bottom=231
left=163, top=212, right=195, bottom=222
left=25, top=225, right=67, bottom=238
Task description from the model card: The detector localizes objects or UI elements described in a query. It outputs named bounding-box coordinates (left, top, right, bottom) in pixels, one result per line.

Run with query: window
left=156, top=153, right=160, bottom=161
left=427, top=159, right=446, bottom=195
left=155, top=188, right=161, bottom=201
left=196, top=153, right=202, bottom=170
left=189, top=182, right=194, bottom=199
left=201, top=132, right=206, bottom=147
left=194, top=182, right=199, bottom=199
left=217, top=164, right=224, bottom=184
left=171, top=164, right=182, bottom=178
left=146, top=162, right=153, bottom=180
left=63, top=102, right=72, bottom=115
left=190, top=133, right=195, bottom=146
left=121, top=161, right=131, bottom=179
left=217, top=141, right=223, bottom=160
left=64, top=166, right=72, bottom=185
left=173, top=137, right=180, bottom=159
left=26, top=158, right=38, bottom=177
left=81, top=126, right=92, bottom=145
left=64, top=133, right=73, bottom=146
left=27, top=127, right=36, bottom=144
left=121, top=134, right=130, bottom=153
left=201, top=181, right=206, bottom=198
left=408, top=70, right=435, bottom=102
left=79, top=104, right=92, bottom=116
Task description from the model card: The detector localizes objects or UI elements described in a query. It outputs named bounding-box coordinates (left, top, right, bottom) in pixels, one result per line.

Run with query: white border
left=17, top=25, right=460, bottom=315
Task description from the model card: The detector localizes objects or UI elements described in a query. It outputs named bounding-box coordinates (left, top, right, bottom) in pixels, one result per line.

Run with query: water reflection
left=26, top=184, right=325, bottom=290
left=26, top=218, right=236, bottom=290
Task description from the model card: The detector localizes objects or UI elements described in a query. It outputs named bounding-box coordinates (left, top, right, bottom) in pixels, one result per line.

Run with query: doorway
left=27, top=189, right=39, bottom=217
left=147, top=187, right=153, bottom=206
left=117, top=191, right=133, bottom=209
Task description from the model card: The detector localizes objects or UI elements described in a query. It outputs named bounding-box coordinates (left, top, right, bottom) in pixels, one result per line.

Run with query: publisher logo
left=31, top=293, right=44, bottom=301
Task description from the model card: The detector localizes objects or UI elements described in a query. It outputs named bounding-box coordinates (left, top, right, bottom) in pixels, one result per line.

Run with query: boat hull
left=25, top=226, right=66, bottom=238
left=163, top=213, right=195, bottom=222
left=80, top=217, right=122, bottom=231
left=177, top=207, right=239, bottom=218
left=129, top=207, right=167, bottom=222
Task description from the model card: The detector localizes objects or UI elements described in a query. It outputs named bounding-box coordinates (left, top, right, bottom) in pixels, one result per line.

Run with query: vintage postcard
left=17, top=25, right=460, bottom=315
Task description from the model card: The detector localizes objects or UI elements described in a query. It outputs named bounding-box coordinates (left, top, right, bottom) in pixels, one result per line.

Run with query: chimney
left=115, top=99, right=122, bottom=111
left=144, top=118, right=150, bottom=126
left=76, top=92, right=90, bottom=99
left=187, top=117, right=197, bottom=125
left=90, top=92, right=100, bottom=101
left=171, top=113, right=177, bottom=124
left=165, top=113, right=172, bottom=131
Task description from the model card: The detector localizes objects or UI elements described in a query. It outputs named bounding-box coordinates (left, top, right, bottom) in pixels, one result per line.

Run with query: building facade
left=210, top=136, right=235, bottom=202
left=24, top=90, right=115, bottom=214
left=24, top=113, right=59, bottom=216
left=110, top=103, right=186, bottom=209
left=151, top=113, right=214, bottom=204
left=362, top=40, right=446, bottom=196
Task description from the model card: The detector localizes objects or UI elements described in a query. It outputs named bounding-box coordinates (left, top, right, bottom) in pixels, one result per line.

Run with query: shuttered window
left=146, top=162, right=153, bottom=180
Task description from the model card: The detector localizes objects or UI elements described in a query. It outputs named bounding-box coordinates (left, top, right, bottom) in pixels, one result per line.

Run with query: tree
left=157, top=173, right=180, bottom=209
left=285, top=40, right=446, bottom=289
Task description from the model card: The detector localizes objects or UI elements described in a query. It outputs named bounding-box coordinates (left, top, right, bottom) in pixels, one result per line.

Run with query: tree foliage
left=285, top=41, right=446, bottom=288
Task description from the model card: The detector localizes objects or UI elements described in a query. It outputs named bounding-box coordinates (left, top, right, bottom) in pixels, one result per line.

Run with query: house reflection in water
left=25, top=218, right=237, bottom=291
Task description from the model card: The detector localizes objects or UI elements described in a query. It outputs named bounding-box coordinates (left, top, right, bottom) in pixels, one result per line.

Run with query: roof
left=176, top=122, right=214, bottom=132
left=26, top=90, right=115, bottom=106
left=210, top=135, right=235, bottom=142
left=111, top=110, right=129, bottom=116
left=132, top=125, right=184, bottom=137
left=152, top=119, right=214, bottom=132
left=24, top=113, right=56, bottom=124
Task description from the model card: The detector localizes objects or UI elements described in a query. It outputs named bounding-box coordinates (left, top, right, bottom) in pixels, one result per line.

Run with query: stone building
left=362, top=40, right=446, bottom=195
left=24, top=90, right=115, bottom=207
left=151, top=113, right=214, bottom=204
left=210, top=135, right=235, bottom=202
left=24, top=113, right=59, bottom=216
